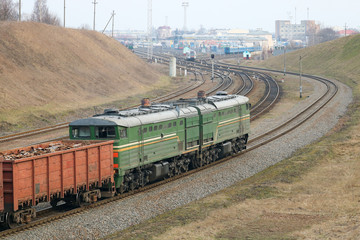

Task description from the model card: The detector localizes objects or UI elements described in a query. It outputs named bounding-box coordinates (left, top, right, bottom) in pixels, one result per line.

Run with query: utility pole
left=93, top=0, right=98, bottom=31
left=18, top=0, right=21, bottom=21
left=63, top=0, right=66, bottom=27
left=299, top=56, right=302, bottom=98
left=307, top=7, right=309, bottom=20
left=237, top=45, right=240, bottom=66
left=147, top=0, right=153, bottom=60
left=211, top=54, right=215, bottom=81
left=344, top=23, right=347, bottom=37
left=39, top=0, right=43, bottom=22
left=112, top=10, right=115, bottom=38
left=283, top=46, right=286, bottom=76
left=182, top=2, right=189, bottom=32
left=102, top=11, right=115, bottom=37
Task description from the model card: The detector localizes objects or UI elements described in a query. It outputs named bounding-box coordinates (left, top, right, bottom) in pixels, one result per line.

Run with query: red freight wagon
left=0, top=161, right=3, bottom=219
left=0, top=140, right=115, bottom=228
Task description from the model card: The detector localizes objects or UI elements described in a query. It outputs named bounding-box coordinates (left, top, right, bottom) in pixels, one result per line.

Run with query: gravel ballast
left=5, top=77, right=352, bottom=240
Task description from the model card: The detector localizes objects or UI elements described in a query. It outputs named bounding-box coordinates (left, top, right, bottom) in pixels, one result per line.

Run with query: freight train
left=0, top=140, right=115, bottom=228
left=0, top=92, right=250, bottom=228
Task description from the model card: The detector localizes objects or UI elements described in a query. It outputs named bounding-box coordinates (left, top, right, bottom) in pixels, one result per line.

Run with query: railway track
left=0, top=52, right=240, bottom=149
left=250, top=72, right=280, bottom=120
left=0, top=70, right=207, bottom=147
left=233, top=72, right=254, bottom=96
left=0, top=52, right=317, bottom=237
left=0, top=68, right=338, bottom=238
left=135, top=50, right=249, bottom=97
left=135, top=50, right=282, bottom=121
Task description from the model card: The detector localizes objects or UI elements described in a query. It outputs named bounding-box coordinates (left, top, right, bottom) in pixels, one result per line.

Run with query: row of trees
left=306, top=28, right=339, bottom=46
left=0, top=0, right=60, bottom=25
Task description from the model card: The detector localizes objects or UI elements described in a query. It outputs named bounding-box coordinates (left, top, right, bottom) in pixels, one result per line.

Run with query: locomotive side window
left=72, top=127, right=91, bottom=138
left=149, top=126, right=153, bottom=132
left=95, top=126, right=116, bottom=138
left=120, top=129, right=127, bottom=138
left=180, top=120, right=184, bottom=125
left=168, top=123, right=172, bottom=128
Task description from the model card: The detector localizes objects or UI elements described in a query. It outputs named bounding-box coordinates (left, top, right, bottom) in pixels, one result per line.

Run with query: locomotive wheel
left=181, top=161, right=189, bottom=172
left=129, top=181, right=136, bottom=191
left=119, top=185, right=127, bottom=194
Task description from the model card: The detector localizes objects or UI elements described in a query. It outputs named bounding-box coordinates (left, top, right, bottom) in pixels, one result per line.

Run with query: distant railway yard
left=0, top=46, right=353, bottom=239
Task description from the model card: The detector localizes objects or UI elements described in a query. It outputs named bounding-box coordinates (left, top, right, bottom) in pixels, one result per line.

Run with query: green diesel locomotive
left=69, top=92, right=250, bottom=193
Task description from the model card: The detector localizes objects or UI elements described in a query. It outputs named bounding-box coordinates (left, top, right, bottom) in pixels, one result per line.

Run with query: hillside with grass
left=0, top=21, right=167, bottom=133
left=256, top=34, right=360, bottom=86
left=107, top=35, right=360, bottom=239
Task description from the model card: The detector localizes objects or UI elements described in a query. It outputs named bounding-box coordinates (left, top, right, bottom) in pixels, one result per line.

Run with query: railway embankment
left=0, top=22, right=172, bottom=135
left=104, top=36, right=359, bottom=239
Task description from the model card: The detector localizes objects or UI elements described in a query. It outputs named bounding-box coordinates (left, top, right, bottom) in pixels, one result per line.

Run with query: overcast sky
left=21, top=0, right=360, bottom=32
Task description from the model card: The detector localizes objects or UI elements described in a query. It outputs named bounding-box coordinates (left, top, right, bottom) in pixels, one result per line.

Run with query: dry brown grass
left=0, top=22, right=168, bottom=132
left=110, top=119, right=360, bottom=240
left=106, top=35, right=360, bottom=240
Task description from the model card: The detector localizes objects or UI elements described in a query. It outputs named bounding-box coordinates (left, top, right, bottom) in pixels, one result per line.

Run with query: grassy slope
left=0, top=22, right=170, bottom=133
left=106, top=34, right=360, bottom=239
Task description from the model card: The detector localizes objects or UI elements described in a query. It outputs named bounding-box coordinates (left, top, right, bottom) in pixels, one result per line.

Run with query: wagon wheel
left=50, top=198, right=61, bottom=209
left=75, top=192, right=85, bottom=207
left=4, top=212, right=20, bottom=229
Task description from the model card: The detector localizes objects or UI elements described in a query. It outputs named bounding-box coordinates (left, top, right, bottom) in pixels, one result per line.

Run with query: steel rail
left=0, top=70, right=338, bottom=238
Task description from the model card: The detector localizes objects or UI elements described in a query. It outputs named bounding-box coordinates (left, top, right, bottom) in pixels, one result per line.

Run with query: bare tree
left=0, top=0, right=18, bottom=21
left=316, top=28, right=339, bottom=44
left=80, top=24, right=91, bottom=30
left=31, top=0, right=60, bottom=26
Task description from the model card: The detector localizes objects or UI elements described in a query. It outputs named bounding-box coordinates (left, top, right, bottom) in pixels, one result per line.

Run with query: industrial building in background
left=275, top=20, right=320, bottom=42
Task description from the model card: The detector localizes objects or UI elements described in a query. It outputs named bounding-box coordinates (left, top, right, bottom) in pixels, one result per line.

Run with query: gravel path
left=5, top=77, right=352, bottom=240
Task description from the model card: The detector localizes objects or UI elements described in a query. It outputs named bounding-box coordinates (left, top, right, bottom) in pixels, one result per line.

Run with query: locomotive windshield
left=71, top=126, right=117, bottom=139
left=72, top=127, right=90, bottom=138
left=95, top=126, right=116, bottom=139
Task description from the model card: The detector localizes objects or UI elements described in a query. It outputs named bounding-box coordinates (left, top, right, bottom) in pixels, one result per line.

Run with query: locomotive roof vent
left=216, top=91, right=228, bottom=96
left=103, top=108, right=120, bottom=115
